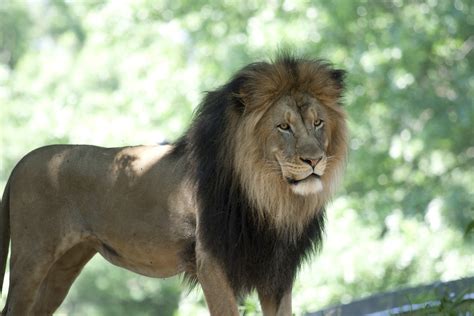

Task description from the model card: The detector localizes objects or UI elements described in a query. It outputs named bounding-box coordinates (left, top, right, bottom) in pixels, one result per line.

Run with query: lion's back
left=10, top=145, right=117, bottom=190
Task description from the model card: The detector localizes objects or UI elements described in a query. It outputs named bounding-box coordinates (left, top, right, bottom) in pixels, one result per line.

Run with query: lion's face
left=260, top=93, right=329, bottom=196
left=229, top=57, right=347, bottom=233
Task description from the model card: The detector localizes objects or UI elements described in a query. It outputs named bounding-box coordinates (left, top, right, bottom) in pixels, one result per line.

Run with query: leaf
left=464, top=220, right=474, bottom=238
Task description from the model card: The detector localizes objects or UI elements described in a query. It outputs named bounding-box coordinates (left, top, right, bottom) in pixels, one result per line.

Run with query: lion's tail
left=0, top=178, right=11, bottom=294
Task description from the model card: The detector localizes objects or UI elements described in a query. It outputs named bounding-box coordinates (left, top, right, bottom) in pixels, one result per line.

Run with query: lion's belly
left=97, top=241, right=185, bottom=278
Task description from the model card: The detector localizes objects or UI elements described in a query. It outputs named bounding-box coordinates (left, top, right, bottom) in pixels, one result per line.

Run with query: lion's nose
left=300, top=156, right=323, bottom=168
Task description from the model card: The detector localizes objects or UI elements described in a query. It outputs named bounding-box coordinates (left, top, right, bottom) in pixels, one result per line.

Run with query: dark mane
left=174, top=55, right=344, bottom=297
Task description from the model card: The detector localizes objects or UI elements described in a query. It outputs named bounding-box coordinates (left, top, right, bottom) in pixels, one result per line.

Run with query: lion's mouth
left=286, top=173, right=323, bottom=195
left=286, top=173, right=321, bottom=185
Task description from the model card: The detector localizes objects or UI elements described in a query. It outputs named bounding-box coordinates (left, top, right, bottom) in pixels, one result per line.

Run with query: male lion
left=0, top=55, right=347, bottom=316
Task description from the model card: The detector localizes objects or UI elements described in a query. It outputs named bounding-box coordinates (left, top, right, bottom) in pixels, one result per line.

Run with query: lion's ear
left=223, top=74, right=247, bottom=113
left=236, top=87, right=266, bottom=113
left=331, top=69, right=346, bottom=90
left=231, top=77, right=256, bottom=113
left=234, top=89, right=251, bottom=112
left=230, top=62, right=271, bottom=113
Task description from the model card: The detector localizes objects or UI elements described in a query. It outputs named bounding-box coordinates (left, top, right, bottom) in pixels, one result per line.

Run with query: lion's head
left=185, top=54, right=347, bottom=239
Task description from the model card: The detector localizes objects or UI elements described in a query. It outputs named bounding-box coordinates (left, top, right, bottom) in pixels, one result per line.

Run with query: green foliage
left=1, top=0, right=473, bottom=315
left=0, top=2, right=32, bottom=68
left=399, top=288, right=473, bottom=315
left=61, top=257, right=181, bottom=316
left=464, top=220, right=474, bottom=238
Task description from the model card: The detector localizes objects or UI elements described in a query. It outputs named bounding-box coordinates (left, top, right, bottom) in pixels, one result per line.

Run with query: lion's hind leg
left=32, top=242, right=96, bottom=315
left=3, top=226, right=95, bottom=316
left=2, top=248, right=57, bottom=316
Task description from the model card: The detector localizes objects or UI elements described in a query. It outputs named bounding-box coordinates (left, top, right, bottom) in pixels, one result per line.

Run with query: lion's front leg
left=258, top=288, right=292, bottom=316
left=196, top=241, right=239, bottom=316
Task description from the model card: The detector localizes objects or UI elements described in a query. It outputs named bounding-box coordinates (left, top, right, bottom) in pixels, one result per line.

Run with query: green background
left=0, top=0, right=473, bottom=315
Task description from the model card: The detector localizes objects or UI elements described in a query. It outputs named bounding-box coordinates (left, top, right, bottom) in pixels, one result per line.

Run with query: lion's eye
left=314, top=119, right=324, bottom=129
left=278, top=123, right=291, bottom=131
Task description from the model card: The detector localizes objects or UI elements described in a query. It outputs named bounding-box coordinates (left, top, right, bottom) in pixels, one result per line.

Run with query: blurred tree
left=0, top=2, right=32, bottom=68
left=0, top=0, right=472, bottom=315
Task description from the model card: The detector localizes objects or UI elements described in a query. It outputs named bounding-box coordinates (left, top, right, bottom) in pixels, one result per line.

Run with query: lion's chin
left=289, top=175, right=323, bottom=196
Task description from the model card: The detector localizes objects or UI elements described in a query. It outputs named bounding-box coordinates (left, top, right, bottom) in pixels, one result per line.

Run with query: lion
left=0, top=54, right=347, bottom=316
